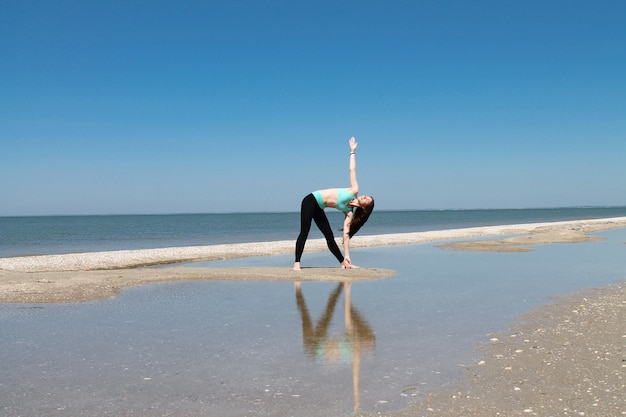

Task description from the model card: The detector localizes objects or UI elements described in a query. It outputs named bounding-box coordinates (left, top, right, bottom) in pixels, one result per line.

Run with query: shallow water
left=1, top=229, right=625, bottom=416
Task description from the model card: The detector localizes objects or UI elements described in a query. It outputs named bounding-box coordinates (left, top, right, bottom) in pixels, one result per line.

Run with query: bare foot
left=293, top=262, right=301, bottom=271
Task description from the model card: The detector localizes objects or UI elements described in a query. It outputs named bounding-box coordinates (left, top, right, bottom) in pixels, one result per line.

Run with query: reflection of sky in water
left=1, top=229, right=625, bottom=416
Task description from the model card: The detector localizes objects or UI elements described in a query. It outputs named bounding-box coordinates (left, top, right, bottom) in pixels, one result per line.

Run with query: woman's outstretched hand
left=349, top=137, right=358, bottom=153
left=341, top=257, right=359, bottom=269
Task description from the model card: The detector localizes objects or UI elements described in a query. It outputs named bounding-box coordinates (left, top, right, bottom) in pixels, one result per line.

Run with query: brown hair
left=348, top=197, right=375, bottom=238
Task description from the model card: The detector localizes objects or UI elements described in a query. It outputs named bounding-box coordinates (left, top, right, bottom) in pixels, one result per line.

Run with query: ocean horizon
left=2, top=206, right=626, bottom=258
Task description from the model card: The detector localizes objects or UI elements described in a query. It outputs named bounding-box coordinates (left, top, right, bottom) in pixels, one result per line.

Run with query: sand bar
left=2, top=216, right=626, bottom=273
left=1, top=216, right=626, bottom=303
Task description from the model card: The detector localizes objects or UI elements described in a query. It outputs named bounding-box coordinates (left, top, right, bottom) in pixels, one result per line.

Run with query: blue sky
left=1, top=0, right=625, bottom=216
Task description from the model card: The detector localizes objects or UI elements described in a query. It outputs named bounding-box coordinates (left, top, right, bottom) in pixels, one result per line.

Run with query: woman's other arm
left=342, top=212, right=353, bottom=266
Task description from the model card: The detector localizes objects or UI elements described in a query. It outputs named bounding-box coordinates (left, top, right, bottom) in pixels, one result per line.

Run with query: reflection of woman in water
left=294, top=281, right=375, bottom=414
left=293, top=137, right=375, bottom=271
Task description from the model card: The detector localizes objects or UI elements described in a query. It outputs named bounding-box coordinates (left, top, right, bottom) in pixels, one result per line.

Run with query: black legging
left=295, top=193, right=344, bottom=264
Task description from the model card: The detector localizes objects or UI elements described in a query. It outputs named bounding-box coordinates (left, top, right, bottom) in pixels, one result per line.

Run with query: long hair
left=348, top=197, right=375, bottom=238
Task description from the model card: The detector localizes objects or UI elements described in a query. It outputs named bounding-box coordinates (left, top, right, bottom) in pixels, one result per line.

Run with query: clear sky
left=1, top=0, right=625, bottom=216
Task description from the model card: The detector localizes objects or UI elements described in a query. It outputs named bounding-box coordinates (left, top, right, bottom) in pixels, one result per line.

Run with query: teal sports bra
left=312, top=189, right=356, bottom=213
left=336, top=188, right=357, bottom=213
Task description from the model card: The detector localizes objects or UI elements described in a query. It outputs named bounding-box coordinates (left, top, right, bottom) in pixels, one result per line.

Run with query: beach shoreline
left=2, top=216, right=625, bottom=273
left=388, top=282, right=626, bottom=417
left=1, top=216, right=625, bottom=304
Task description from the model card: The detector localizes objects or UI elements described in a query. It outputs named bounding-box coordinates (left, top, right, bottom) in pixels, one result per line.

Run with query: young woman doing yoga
left=293, top=137, right=375, bottom=271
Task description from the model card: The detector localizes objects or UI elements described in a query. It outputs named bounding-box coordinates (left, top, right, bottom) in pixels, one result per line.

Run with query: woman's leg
left=295, top=194, right=317, bottom=264
left=313, top=209, right=345, bottom=264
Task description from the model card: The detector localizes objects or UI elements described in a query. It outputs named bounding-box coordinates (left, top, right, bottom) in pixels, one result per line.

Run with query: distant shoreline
left=1, top=216, right=625, bottom=273
left=3, top=207, right=625, bottom=259
left=0, top=216, right=625, bottom=303
left=2, top=205, right=625, bottom=218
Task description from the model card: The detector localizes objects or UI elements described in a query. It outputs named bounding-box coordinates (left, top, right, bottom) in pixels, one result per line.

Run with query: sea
left=2, top=207, right=626, bottom=417
left=2, top=206, right=626, bottom=258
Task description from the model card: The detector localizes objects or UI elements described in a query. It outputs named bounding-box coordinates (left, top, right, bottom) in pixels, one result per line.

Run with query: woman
left=293, top=137, right=375, bottom=271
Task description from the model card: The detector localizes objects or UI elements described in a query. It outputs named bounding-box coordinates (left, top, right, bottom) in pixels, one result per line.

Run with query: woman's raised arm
left=348, top=137, right=358, bottom=194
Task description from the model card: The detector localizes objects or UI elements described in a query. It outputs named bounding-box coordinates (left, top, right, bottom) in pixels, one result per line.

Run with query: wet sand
left=1, top=216, right=625, bottom=303
left=389, top=283, right=626, bottom=417
left=0, top=267, right=397, bottom=303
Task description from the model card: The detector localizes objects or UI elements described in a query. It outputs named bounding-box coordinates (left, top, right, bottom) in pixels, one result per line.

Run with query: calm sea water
left=1, top=207, right=626, bottom=257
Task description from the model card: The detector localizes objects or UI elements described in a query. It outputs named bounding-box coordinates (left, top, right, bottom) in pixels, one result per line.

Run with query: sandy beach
left=1, top=216, right=625, bottom=416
